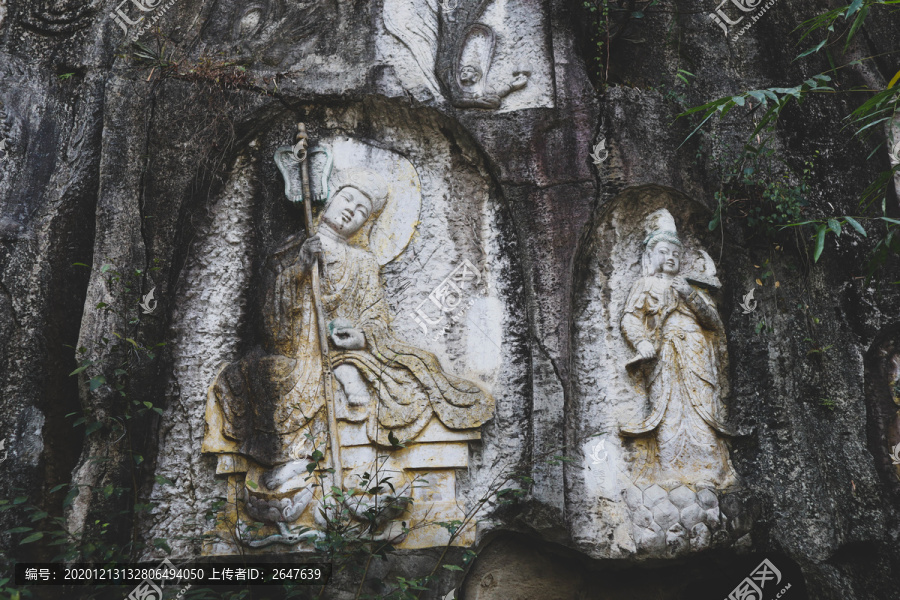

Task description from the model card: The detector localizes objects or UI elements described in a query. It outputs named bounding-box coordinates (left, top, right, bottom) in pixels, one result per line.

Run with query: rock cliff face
left=1, top=0, right=899, bottom=598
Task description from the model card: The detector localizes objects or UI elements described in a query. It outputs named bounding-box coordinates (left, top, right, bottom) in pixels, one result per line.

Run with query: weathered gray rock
left=0, top=0, right=899, bottom=597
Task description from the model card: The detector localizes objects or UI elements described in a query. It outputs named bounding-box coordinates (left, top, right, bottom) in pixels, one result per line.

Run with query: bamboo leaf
left=796, top=40, right=826, bottom=60
left=748, top=90, right=768, bottom=104
left=89, top=375, right=106, bottom=391
left=845, top=0, right=863, bottom=19
left=68, top=362, right=93, bottom=376
left=844, top=217, right=866, bottom=237
left=828, top=219, right=842, bottom=236
left=20, top=532, right=43, bottom=544
left=814, top=225, right=827, bottom=262
left=845, top=5, right=869, bottom=50
left=855, top=116, right=891, bottom=136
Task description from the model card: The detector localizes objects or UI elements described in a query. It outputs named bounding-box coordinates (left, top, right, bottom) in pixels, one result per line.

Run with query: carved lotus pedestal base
left=620, top=482, right=754, bottom=557
left=202, top=418, right=478, bottom=555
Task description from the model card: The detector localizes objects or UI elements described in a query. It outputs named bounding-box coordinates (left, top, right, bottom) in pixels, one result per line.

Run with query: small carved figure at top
left=619, top=209, right=738, bottom=490
left=453, top=24, right=529, bottom=109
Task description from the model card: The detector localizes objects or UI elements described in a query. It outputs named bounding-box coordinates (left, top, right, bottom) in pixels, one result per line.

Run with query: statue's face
left=459, top=65, right=481, bottom=85
left=321, top=186, right=373, bottom=237
left=649, top=241, right=681, bottom=275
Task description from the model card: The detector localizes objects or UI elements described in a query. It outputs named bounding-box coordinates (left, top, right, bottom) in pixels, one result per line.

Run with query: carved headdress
left=329, top=167, right=389, bottom=216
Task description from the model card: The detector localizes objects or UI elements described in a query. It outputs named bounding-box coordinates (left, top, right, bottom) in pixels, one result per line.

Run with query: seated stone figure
left=455, top=64, right=529, bottom=109
left=202, top=168, right=494, bottom=542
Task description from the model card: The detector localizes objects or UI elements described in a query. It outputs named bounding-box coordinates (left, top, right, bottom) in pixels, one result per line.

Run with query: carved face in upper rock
left=649, top=240, right=681, bottom=276
left=459, top=65, right=482, bottom=86
left=320, top=186, right=373, bottom=238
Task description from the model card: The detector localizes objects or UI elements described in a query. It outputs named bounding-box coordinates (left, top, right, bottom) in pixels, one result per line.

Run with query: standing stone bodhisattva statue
left=619, top=211, right=737, bottom=490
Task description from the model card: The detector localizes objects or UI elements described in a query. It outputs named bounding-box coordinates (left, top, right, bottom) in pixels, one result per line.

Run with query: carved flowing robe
left=203, top=233, right=494, bottom=468
left=620, top=275, right=737, bottom=488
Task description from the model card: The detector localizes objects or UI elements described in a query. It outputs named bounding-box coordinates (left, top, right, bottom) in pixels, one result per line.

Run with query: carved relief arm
left=621, top=311, right=652, bottom=350
left=621, top=280, right=654, bottom=351
left=681, top=288, right=723, bottom=332
left=330, top=254, right=391, bottom=350
left=492, top=71, right=530, bottom=99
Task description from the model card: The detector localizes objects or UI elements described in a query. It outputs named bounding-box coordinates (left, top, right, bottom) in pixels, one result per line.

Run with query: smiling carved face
left=321, top=186, right=373, bottom=238
left=649, top=241, right=681, bottom=276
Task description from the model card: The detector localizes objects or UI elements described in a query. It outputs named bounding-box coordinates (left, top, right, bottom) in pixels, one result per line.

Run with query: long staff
left=294, top=123, right=343, bottom=490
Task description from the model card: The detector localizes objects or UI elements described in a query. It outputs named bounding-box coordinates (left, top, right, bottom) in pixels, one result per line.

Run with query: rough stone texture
left=0, top=0, right=899, bottom=597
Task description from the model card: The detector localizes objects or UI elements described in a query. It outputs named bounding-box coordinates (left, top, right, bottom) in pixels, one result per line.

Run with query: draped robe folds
left=203, top=233, right=495, bottom=468
left=620, top=275, right=737, bottom=489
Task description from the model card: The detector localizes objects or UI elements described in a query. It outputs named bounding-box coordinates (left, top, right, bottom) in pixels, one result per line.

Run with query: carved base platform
left=202, top=418, right=478, bottom=554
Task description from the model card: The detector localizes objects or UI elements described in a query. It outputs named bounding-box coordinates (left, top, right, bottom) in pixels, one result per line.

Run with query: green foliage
left=70, top=260, right=166, bottom=430
left=745, top=169, right=810, bottom=240
left=121, top=35, right=252, bottom=90
left=795, top=0, right=900, bottom=55
left=580, top=0, right=659, bottom=84
left=0, top=258, right=173, bottom=596
left=644, top=69, right=696, bottom=106
left=819, top=397, right=837, bottom=411
left=706, top=142, right=814, bottom=243
left=581, top=0, right=612, bottom=83
left=681, top=0, right=900, bottom=279
left=678, top=75, right=834, bottom=149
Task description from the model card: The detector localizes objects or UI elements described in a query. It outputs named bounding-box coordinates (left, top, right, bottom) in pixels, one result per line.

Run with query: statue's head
left=641, top=209, right=683, bottom=276
left=321, top=168, right=389, bottom=238
left=459, top=64, right=482, bottom=86
left=645, top=235, right=683, bottom=276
